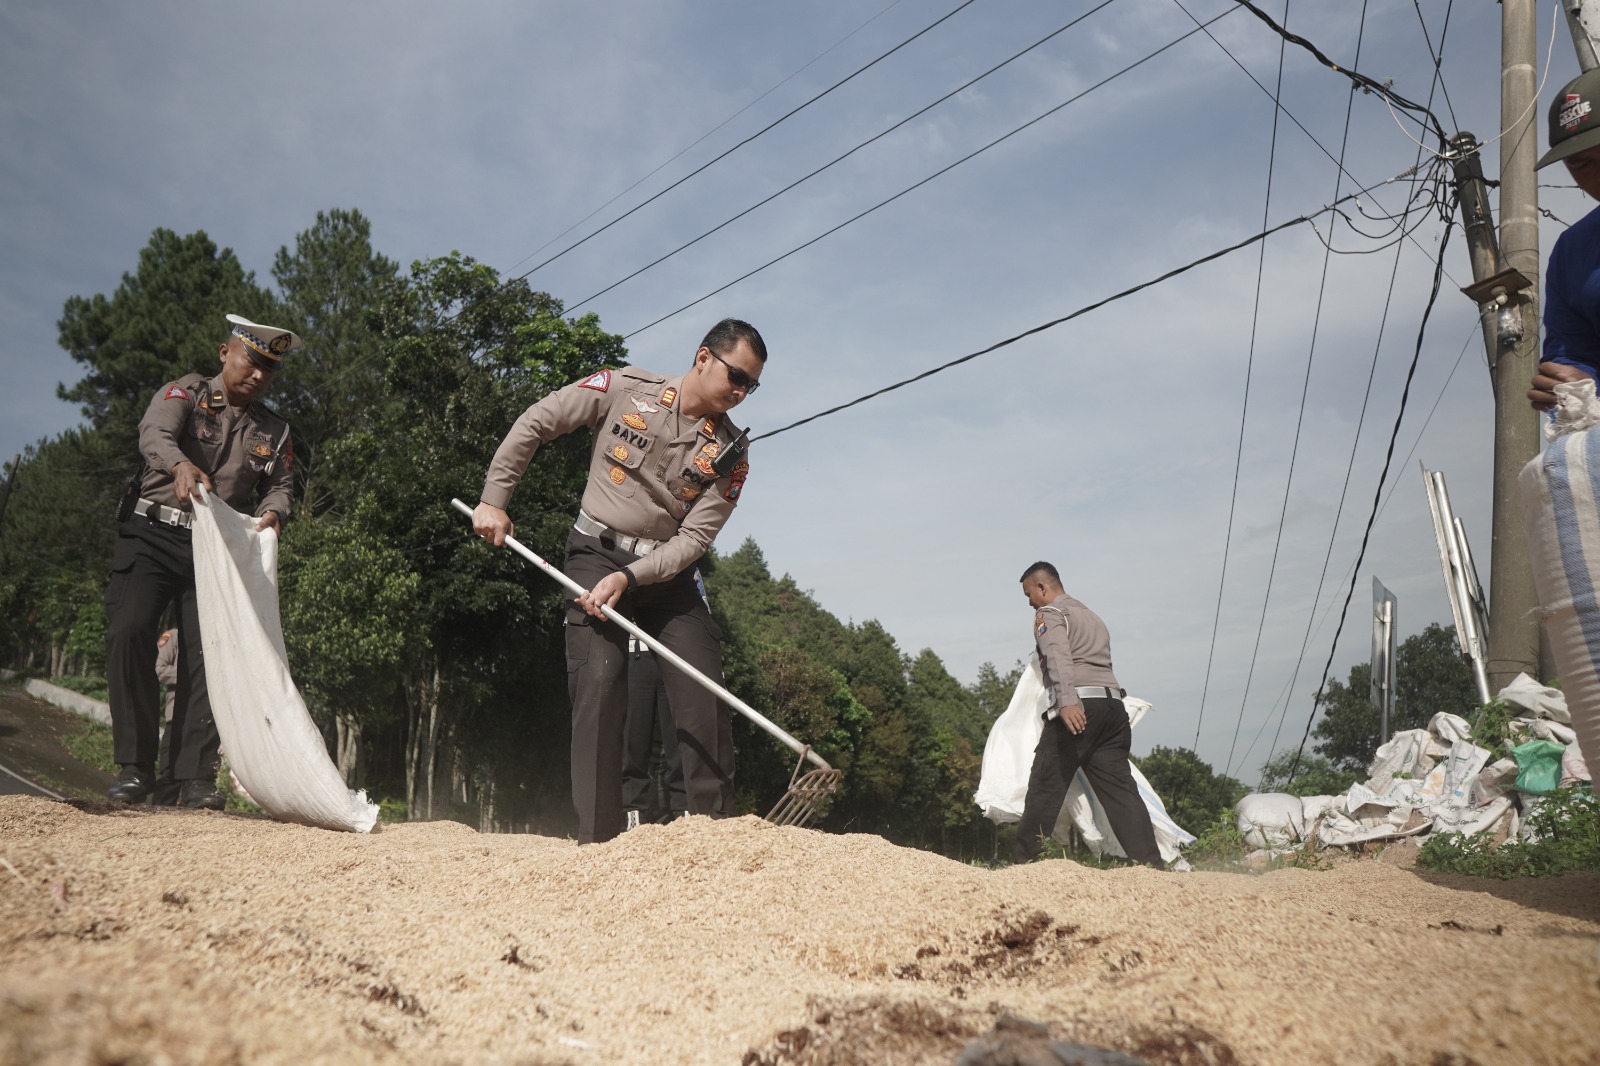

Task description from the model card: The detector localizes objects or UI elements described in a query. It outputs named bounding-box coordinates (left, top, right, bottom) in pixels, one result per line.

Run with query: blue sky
left=2, top=0, right=1592, bottom=783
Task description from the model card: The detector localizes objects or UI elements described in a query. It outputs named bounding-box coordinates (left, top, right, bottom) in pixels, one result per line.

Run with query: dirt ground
left=1, top=795, right=1596, bottom=1066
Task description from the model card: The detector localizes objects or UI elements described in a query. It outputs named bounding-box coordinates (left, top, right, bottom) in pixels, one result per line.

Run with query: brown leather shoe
left=106, top=764, right=154, bottom=804
left=177, top=779, right=224, bottom=811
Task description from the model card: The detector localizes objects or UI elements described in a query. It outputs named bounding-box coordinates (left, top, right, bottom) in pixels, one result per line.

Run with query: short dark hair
left=700, top=318, right=767, bottom=363
left=1019, top=561, right=1060, bottom=585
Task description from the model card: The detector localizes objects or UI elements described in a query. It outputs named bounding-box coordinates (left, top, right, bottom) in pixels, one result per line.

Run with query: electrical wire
left=623, top=4, right=1242, bottom=340
left=502, top=0, right=907, bottom=276
left=1412, top=0, right=1459, bottom=132
left=1229, top=0, right=1448, bottom=146
left=512, top=0, right=984, bottom=283
left=1225, top=0, right=1366, bottom=780
left=749, top=204, right=1345, bottom=445
left=1282, top=191, right=1460, bottom=787
left=1189, top=0, right=1288, bottom=754
left=1254, top=2, right=1465, bottom=771
left=564, top=0, right=1120, bottom=313
left=1238, top=320, right=1476, bottom=779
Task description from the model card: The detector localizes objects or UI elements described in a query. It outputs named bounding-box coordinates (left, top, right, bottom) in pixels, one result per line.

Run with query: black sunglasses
left=707, top=349, right=761, bottom=393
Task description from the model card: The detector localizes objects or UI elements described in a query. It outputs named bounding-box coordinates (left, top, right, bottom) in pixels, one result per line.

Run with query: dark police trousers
left=104, top=519, right=220, bottom=782
left=621, top=647, right=686, bottom=821
left=1012, top=695, right=1164, bottom=868
left=564, top=531, right=733, bottom=844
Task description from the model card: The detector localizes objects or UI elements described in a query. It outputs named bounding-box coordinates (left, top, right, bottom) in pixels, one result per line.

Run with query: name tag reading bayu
left=609, top=422, right=651, bottom=450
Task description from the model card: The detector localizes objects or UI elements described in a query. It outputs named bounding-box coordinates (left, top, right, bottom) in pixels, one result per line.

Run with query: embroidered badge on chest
left=611, top=444, right=629, bottom=462
left=251, top=443, right=273, bottom=458
left=630, top=396, right=659, bottom=414
left=622, top=413, right=648, bottom=431
left=679, top=486, right=701, bottom=500
left=693, top=454, right=716, bottom=477
left=608, top=466, right=626, bottom=485
left=699, top=441, right=719, bottom=459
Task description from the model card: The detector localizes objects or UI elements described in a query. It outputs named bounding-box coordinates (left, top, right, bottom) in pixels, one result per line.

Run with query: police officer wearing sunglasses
left=104, top=314, right=297, bottom=810
left=473, top=318, right=765, bottom=844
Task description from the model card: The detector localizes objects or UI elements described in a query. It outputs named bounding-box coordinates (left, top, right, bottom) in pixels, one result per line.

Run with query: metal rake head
left=764, top=748, right=841, bottom=829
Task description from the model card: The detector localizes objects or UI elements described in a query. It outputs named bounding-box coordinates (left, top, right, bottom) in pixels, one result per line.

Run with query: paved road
left=0, top=682, right=115, bottom=802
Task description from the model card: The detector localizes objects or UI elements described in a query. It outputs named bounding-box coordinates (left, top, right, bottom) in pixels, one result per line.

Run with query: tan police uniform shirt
left=137, top=373, right=295, bottom=522
left=1033, top=593, right=1121, bottom=717
left=481, top=366, right=750, bottom=586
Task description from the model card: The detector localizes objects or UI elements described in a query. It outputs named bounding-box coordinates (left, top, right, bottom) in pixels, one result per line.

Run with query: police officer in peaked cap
left=104, top=314, right=298, bottom=809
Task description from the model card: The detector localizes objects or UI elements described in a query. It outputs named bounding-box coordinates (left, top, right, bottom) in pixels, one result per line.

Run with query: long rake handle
left=451, top=498, right=832, bottom=772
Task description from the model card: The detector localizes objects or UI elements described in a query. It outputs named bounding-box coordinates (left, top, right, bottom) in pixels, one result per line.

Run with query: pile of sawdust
left=1, top=795, right=1595, bottom=1065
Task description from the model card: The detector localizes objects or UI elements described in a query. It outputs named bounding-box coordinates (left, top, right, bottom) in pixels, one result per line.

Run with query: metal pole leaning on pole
left=450, top=498, right=833, bottom=774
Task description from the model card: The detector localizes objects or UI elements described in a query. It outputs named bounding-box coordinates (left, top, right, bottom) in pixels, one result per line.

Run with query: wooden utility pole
left=1483, top=0, right=1544, bottom=692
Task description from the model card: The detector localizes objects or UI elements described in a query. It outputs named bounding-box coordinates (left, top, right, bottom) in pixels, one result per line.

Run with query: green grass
left=1418, top=786, right=1600, bottom=878
left=60, top=717, right=118, bottom=773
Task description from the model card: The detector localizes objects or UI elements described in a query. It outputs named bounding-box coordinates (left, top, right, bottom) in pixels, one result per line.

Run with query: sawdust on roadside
left=0, top=795, right=1595, bottom=1066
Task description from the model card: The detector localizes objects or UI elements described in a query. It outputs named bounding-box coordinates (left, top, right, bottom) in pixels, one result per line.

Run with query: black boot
left=106, top=764, right=155, bottom=804
left=178, top=779, right=224, bottom=811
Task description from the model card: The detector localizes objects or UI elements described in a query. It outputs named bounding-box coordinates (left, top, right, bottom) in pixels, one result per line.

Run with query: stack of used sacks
left=1237, top=673, right=1591, bottom=855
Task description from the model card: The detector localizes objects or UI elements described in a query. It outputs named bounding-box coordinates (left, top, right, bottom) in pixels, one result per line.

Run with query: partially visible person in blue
left=1529, top=69, right=1600, bottom=408
left=1523, top=68, right=1600, bottom=799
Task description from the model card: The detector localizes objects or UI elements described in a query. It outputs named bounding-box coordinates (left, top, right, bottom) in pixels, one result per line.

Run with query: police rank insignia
left=693, top=454, right=716, bottom=477
left=579, top=370, right=612, bottom=392
left=622, top=413, right=648, bottom=431
left=609, top=466, right=626, bottom=485
left=164, top=385, right=190, bottom=400
left=251, top=443, right=273, bottom=458
left=699, top=418, right=717, bottom=438
left=611, top=444, right=629, bottom=462
left=660, top=386, right=677, bottom=408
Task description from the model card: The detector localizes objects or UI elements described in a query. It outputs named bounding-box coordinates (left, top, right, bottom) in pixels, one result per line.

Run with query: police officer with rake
left=104, top=315, right=297, bottom=809
left=473, top=318, right=764, bottom=844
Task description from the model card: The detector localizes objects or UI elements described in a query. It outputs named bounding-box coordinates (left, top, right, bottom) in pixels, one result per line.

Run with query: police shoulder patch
left=579, top=370, right=612, bottom=392
left=164, top=385, right=190, bottom=400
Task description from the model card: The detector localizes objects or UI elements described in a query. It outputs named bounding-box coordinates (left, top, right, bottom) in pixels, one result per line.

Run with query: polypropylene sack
left=971, top=655, right=1046, bottom=823
left=1053, top=760, right=1194, bottom=864
left=190, top=488, right=379, bottom=832
left=973, top=658, right=1195, bottom=860
left=1518, top=379, right=1600, bottom=795
left=1496, top=672, right=1572, bottom=724
left=1236, top=793, right=1305, bottom=849
left=1367, top=729, right=1432, bottom=791
left=1511, top=739, right=1567, bottom=796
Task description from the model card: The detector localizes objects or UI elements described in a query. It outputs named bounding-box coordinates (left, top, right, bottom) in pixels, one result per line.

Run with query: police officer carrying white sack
left=104, top=315, right=297, bottom=809
left=1012, top=561, right=1164, bottom=868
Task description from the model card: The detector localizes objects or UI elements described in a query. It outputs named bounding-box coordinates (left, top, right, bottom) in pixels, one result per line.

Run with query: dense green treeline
left=0, top=208, right=1478, bottom=858
left=0, top=209, right=1030, bottom=854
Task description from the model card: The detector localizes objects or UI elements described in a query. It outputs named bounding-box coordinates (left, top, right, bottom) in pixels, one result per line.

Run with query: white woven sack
left=1517, top=378, right=1600, bottom=797
left=190, top=488, right=378, bottom=833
